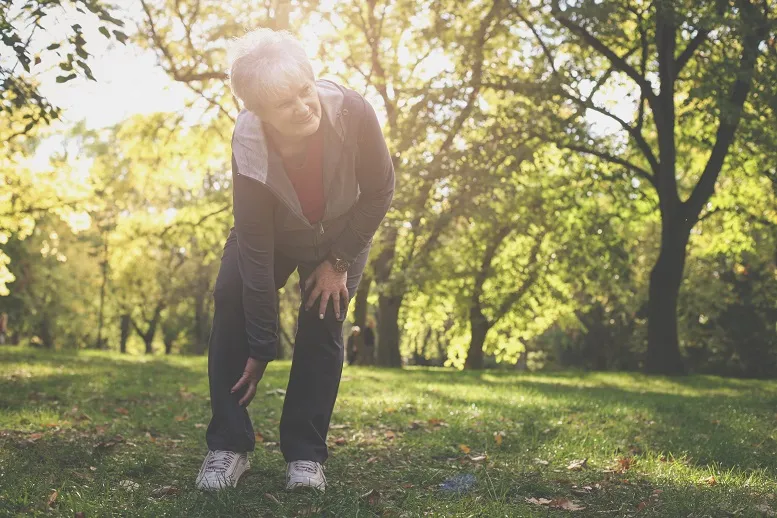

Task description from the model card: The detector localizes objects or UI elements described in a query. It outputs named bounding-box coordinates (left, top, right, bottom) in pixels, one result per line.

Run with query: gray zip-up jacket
left=230, top=79, right=395, bottom=361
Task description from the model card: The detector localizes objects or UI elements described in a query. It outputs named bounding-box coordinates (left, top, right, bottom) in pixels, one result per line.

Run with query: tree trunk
left=376, top=293, right=403, bottom=367
left=353, top=272, right=371, bottom=365
left=645, top=223, right=689, bottom=374
left=95, top=236, right=108, bottom=350
left=164, top=336, right=174, bottom=354
left=465, top=306, right=490, bottom=370
left=193, top=269, right=210, bottom=355
left=120, top=314, right=131, bottom=354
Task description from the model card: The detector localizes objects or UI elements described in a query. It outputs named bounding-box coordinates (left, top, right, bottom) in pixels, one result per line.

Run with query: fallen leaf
left=637, top=501, right=648, bottom=512
left=384, top=431, right=396, bottom=440
left=334, top=437, right=346, bottom=445
left=194, top=423, right=206, bottom=429
left=151, top=486, right=180, bottom=497
left=494, top=430, right=505, bottom=445
left=366, top=456, right=378, bottom=463
left=119, top=480, right=139, bottom=491
left=264, top=493, right=280, bottom=504
left=75, top=513, right=85, bottom=518
left=360, top=488, right=380, bottom=505
left=115, top=407, right=129, bottom=416
left=47, top=489, right=58, bottom=508
left=402, top=483, right=414, bottom=489
left=703, top=475, right=717, bottom=486
left=265, top=388, right=286, bottom=396
left=459, top=444, right=471, bottom=454
left=567, top=458, right=588, bottom=471
left=526, top=497, right=553, bottom=505
left=385, top=407, right=397, bottom=413
left=534, top=458, right=549, bottom=465
left=28, top=433, right=43, bottom=441
left=174, top=414, right=188, bottom=422
left=469, top=454, right=487, bottom=462
left=255, top=431, right=264, bottom=442
left=551, top=499, right=586, bottom=511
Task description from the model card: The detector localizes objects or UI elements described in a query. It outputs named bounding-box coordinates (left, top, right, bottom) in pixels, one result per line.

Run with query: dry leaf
left=174, top=414, right=188, bottom=422
left=151, top=486, right=180, bottom=497
left=194, top=423, right=206, bottom=429
left=264, top=493, right=280, bottom=504
left=459, top=444, right=471, bottom=454
left=115, top=407, right=129, bottom=416
left=567, top=458, right=588, bottom=471
left=360, top=489, right=380, bottom=505
left=494, top=431, right=505, bottom=445
left=47, top=490, right=58, bottom=508
left=255, top=431, right=264, bottom=442
left=334, top=437, right=346, bottom=446
left=385, top=407, right=397, bottom=413
left=526, top=497, right=553, bottom=505
left=551, top=499, right=586, bottom=511
left=75, top=513, right=85, bottom=518
left=119, top=480, right=139, bottom=491
left=703, top=475, right=717, bottom=486
left=469, top=454, right=487, bottom=462
left=637, top=501, right=648, bottom=512
left=28, top=432, right=43, bottom=441
left=384, top=431, right=396, bottom=440
left=534, top=458, right=549, bottom=465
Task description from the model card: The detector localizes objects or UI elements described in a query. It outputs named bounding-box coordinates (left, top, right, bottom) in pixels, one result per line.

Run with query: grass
left=1, top=346, right=777, bottom=517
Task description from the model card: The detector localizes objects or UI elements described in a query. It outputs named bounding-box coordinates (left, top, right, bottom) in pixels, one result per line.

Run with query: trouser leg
left=279, top=244, right=371, bottom=463
left=206, top=228, right=296, bottom=452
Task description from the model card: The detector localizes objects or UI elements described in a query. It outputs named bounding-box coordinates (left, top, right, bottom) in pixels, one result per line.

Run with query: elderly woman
left=195, top=28, right=394, bottom=491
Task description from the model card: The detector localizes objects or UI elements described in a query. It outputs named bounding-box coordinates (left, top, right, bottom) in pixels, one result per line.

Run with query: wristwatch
left=327, top=251, right=350, bottom=273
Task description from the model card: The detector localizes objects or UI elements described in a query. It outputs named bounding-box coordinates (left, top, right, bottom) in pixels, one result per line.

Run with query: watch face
left=335, top=259, right=349, bottom=272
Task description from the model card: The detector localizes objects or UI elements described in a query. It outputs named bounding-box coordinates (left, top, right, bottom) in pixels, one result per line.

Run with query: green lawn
left=1, top=346, right=777, bottom=517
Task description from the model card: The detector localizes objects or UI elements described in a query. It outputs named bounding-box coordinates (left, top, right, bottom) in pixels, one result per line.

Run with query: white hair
left=227, top=28, right=314, bottom=112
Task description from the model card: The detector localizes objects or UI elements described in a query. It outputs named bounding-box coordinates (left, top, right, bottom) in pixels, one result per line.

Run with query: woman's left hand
left=304, top=260, right=348, bottom=320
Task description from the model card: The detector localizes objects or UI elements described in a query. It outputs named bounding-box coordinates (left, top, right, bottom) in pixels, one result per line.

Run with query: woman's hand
left=230, top=357, right=268, bottom=407
left=304, top=260, right=348, bottom=320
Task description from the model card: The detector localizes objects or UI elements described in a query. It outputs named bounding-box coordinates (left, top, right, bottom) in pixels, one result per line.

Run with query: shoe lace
left=205, top=450, right=237, bottom=474
left=292, top=460, right=320, bottom=475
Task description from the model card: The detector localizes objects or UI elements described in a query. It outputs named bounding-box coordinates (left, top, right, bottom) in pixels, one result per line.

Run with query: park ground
left=1, top=346, right=777, bottom=517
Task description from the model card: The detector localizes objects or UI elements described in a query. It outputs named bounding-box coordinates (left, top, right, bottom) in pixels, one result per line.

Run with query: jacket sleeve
left=329, top=97, right=395, bottom=263
left=231, top=153, right=279, bottom=362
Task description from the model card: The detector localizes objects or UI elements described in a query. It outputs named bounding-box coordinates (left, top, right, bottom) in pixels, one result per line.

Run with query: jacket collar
left=232, top=78, right=345, bottom=186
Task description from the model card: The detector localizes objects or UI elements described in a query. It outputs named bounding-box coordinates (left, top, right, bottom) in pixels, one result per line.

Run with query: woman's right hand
left=230, top=357, right=268, bottom=407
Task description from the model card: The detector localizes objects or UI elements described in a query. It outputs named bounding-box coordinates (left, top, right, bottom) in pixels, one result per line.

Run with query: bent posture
left=196, top=28, right=394, bottom=491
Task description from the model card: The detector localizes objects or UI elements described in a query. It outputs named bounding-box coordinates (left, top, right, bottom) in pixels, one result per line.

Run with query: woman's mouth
left=296, top=112, right=314, bottom=124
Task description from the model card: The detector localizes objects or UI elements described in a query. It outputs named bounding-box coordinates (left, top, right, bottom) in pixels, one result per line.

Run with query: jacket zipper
left=236, top=171, right=327, bottom=260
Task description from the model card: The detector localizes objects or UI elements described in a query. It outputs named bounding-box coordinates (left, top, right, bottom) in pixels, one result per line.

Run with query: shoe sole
left=286, top=478, right=325, bottom=492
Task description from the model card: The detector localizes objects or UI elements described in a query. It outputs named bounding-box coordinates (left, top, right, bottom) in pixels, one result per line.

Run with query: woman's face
left=257, top=78, right=321, bottom=140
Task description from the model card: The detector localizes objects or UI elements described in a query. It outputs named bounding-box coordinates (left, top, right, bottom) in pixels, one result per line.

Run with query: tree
left=488, top=0, right=776, bottom=373
left=1, top=0, right=125, bottom=139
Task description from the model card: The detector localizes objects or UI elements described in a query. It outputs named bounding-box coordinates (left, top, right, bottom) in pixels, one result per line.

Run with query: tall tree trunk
left=95, top=236, right=108, bottom=349
left=376, top=293, right=403, bottom=367
left=353, top=271, right=371, bottom=365
left=120, top=314, right=130, bottom=354
left=193, top=267, right=210, bottom=355
left=645, top=222, right=689, bottom=374
left=373, top=226, right=403, bottom=367
left=164, top=336, right=174, bottom=354
left=465, top=306, right=490, bottom=370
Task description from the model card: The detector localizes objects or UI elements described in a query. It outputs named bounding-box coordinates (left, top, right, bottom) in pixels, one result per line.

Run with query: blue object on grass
left=438, top=473, right=476, bottom=494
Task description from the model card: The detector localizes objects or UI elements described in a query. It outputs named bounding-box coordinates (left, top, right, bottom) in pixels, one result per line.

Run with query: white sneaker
left=195, top=450, right=250, bottom=490
left=286, top=460, right=326, bottom=492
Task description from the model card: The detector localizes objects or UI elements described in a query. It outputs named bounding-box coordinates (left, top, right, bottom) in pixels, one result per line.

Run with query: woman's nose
left=293, top=98, right=309, bottom=115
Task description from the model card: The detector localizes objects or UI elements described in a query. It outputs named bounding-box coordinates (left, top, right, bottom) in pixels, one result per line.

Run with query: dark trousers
left=205, top=228, right=370, bottom=463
